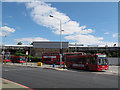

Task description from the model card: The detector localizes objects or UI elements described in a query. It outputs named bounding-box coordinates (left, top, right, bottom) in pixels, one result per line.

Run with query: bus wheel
left=86, top=66, right=89, bottom=71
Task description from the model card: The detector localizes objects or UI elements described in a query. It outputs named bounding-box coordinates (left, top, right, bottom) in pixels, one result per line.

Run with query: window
left=57, top=58, right=60, bottom=61
left=98, top=58, right=108, bottom=65
left=86, top=58, right=89, bottom=64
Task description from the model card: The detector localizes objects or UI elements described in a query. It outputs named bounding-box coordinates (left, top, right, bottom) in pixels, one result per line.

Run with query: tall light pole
left=49, top=15, right=64, bottom=68
left=75, top=43, right=77, bottom=52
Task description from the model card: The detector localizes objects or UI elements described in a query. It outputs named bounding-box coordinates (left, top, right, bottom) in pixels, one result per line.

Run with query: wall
left=33, top=42, right=69, bottom=49
left=31, top=48, right=68, bottom=57
left=108, top=58, right=120, bottom=66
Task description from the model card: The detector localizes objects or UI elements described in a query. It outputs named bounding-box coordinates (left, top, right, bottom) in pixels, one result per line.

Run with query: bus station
left=1, top=1, right=119, bottom=89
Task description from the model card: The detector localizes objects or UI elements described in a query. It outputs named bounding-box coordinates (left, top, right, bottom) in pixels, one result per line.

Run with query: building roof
left=4, top=45, right=33, bottom=47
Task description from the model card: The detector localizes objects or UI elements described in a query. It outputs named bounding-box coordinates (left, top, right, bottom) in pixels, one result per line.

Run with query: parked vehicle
left=11, top=56, right=26, bottom=63
left=65, top=53, right=109, bottom=71
left=3, top=52, right=10, bottom=63
left=42, top=52, right=64, bottom=65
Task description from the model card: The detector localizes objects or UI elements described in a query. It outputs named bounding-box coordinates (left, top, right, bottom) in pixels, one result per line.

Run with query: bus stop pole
left=2, top=51, right=4, bottom=64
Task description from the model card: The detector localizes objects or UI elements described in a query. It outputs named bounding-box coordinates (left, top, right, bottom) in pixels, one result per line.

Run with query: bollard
left=37, top=62, right=42, bottom=66
left=53, top=64, right=55, bottom=68
left=63, top=63, right=66, bottom=69
left=40, top=62, right=42, bottom=66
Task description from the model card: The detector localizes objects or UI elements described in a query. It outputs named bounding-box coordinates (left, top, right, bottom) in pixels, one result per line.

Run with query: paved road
left=2, top=64, right=118, bottom=89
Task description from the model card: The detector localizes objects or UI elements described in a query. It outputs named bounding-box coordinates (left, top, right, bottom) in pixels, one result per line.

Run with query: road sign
left=26, top=51, right=28, bottom=55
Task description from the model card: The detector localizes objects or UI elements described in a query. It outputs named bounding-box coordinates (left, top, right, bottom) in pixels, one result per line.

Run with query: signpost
left=2, top=51, right=4, bottom=64
left=26, top=51, right=28, bottom=65
left=26, top=51, right=28, bottom=55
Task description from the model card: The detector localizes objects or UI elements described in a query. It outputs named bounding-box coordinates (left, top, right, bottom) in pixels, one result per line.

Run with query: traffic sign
left=26, top=51, right=28, bottom=55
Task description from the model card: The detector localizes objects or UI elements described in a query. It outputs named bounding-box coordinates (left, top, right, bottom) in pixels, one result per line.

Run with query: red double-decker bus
left=3, top=52, right=10, bottom=63
left=11, top=56, right=26, bottom=63
left=42, top=52, right=64, bottom=65
left=65, top=53, right=109, bottom=71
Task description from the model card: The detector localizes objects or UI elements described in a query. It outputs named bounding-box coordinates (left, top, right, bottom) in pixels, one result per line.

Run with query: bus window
left=57, top=58, right=60, bottom=61
left=98, top=58, right=108, bottom=65
left=86, top=58, right=89, bottom=64
left=51, top=58, right=53, bottom=61
left=91, top=57, right=97, bottom=65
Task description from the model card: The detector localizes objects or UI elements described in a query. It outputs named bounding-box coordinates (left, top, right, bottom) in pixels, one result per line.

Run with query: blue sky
left=1, top=2, right=118, bottom=46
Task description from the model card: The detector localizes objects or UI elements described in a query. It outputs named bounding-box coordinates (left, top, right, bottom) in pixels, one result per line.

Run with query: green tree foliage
left=108, top=53, right=112, bottom=57
left=15, top=50, right=26, bottom=56
left=30, top=42, right=33, bottom=45
left=112, top=52, right=118, bottom=57
left=17, top=42, right=22, bottom=45
left=86, top=52, right=91, bottom=55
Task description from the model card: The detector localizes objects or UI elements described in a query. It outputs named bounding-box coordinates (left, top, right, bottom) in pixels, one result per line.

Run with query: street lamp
left=49, top=15, right=64, bottom=68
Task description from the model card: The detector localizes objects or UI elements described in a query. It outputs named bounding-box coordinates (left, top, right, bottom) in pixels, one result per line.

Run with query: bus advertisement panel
left=42, top=52, right=64, bottom=65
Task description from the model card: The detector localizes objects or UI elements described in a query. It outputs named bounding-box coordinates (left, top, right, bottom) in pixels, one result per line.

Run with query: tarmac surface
left=2, top=62, right=119, bottom=89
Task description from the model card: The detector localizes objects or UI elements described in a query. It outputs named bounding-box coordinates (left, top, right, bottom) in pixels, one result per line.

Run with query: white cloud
left=112, top=33, right=118, bottom=38
left=65, top=34, right=104, bottom=45
left=14, top=37, right=50, bottom=44
left=26, top=1, right=94, bottom=35
left=65, top=34, right=118, bottom=46
left=0, top=26, right=15, bottom=32
left=25, top=1, right=117, bottom=46
left=0, top=26, right=15, bottom=36
left=104, top=32, right=109, bottom=35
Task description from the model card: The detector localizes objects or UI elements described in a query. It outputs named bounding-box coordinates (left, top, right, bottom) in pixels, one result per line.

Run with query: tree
left=17, top=42, right=22, bottom=45
left=112, top=52, right=118, bottom=57
left=108, top=53, right=112, bottom=57
left=30, top=42, right=33, bottom=45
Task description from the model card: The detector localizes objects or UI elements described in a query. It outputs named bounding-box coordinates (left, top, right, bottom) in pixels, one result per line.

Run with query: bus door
left=89, top=57, right=97, bottom=70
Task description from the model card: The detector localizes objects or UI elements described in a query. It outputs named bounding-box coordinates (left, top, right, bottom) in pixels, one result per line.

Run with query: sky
left=1, top=1, right=118, bottom=46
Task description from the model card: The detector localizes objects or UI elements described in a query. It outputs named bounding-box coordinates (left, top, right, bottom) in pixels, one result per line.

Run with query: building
left=2, top=45, right=33, bottom=55
left=2, top=42, right=119, bottom=57
left=32, top=41, right=69, bottom=57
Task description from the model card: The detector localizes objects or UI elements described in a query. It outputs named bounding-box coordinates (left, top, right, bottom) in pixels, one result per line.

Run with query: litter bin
left=53, top=64, right=55, bottom=68
left=37, top=62, right=42, bottom=66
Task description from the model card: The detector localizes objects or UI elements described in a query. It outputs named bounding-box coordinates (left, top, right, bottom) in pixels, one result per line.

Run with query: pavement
left=1, top=78, right=31, bottom=90
left=1, top=62, right=120, bottom=89
left=3, top=62, right=68, bottom=71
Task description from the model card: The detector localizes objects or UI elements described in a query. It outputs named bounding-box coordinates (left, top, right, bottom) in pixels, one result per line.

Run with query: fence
left=108, top=58, right=120, bottom=66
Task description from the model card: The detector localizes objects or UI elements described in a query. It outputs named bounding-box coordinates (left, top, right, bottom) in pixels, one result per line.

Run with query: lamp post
left=49, top=15, right=64, bottom=68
